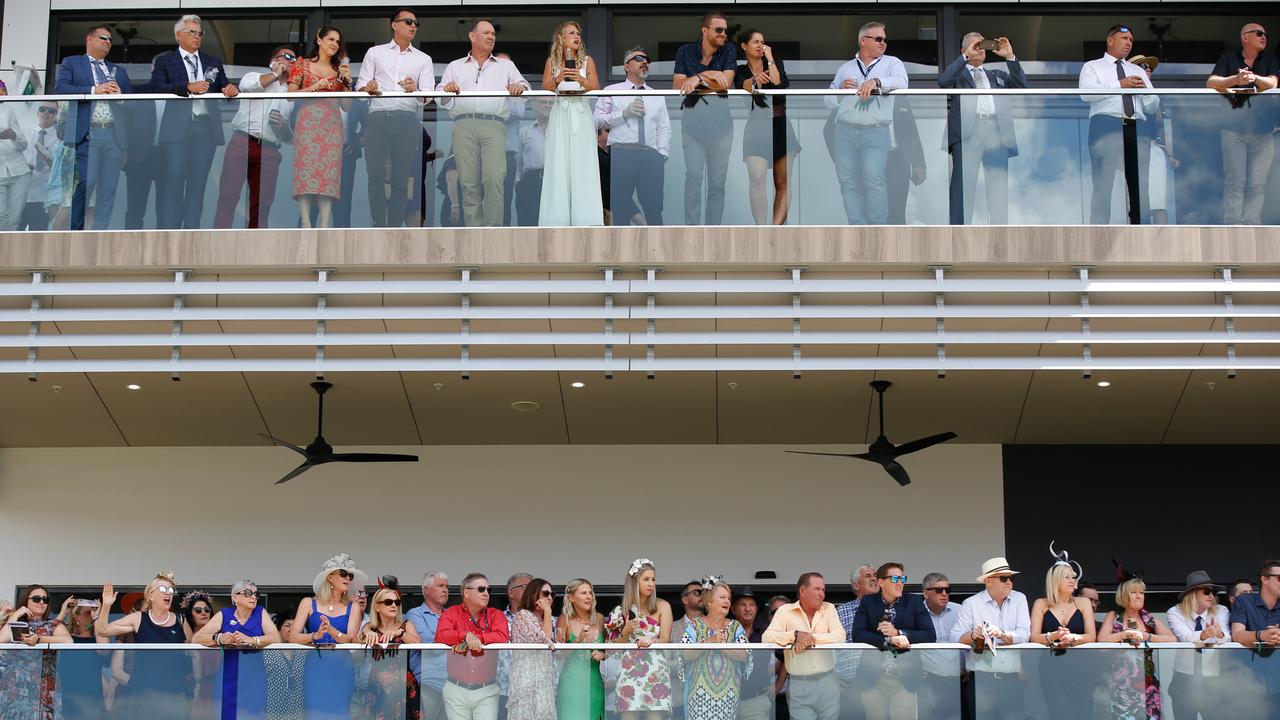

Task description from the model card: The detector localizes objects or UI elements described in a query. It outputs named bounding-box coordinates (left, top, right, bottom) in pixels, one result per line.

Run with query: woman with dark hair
left=0, top=584, right=72, bottom=719
left=508, top=578, right=558, bottom=720
left=182, top=590, right=219, bottom=717
left=288, top=25, right=352, bottom=228
left=265, top=612, right=307, bottom=720
left=57, top=596, right=108, bottom=717
left=736, top=29, right=800, bottom=225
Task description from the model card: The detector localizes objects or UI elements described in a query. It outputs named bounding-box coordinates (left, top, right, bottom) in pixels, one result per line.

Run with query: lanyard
left=855, top=57, right=882, bottom=81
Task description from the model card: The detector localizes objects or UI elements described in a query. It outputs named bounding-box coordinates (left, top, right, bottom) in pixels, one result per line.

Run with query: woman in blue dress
left=289, top=553, right=366, bottom=720
left=95, top=573, right=194, bottom=718
left=194, top=580, right=282, bottom=720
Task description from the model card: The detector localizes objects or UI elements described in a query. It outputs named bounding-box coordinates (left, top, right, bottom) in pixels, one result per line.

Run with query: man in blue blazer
left=52, top=24, right=133, bottom=231
left=851, top=563, right=936, bottom=711
left=937, top=34, right=1027, bottom=226
left=149, top=14, right=239, bottom=229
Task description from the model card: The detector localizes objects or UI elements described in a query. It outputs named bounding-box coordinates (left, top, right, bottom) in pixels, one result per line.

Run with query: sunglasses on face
left=380, top=599, right=401, bottom=607
left=183, top=29, right=205, bottom=38
left=192, top=606, right=212, bottom=614
left=926, top=587, right=951, bottom=594
left=540, top=589, right=554, bottom=598
left=1199, top=588, right=1215, bottom=596
left=275, top=53, right=297, bottom=63
left=882, top=575, right=907, bottom=584
left=467, top=586, right=490, bottom=594
left=863, top=36, right=887, bottom=43
left=993, top=576, right=1014, bottom=584
left=156, top=586, right=177, bottom=595
left=628, top=54, right=649, bottom=64
left=334, top=570, right=353, bottom=580
left=95, top=35, right=113, bottom=43
left=707, top=26, right=727, bottom=35
left=29, top=595, right=50, bottom=604
left=237, top=590, right=259, bottom=598
left=38, top=107, right=58, bottom=115
left=1245, top=30, right=1267, bottom=38
left=397, top=18, right=420, bottom=27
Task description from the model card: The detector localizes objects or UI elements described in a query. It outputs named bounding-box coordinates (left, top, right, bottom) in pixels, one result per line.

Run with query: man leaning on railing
left=763, top=572, right=845, bottom=720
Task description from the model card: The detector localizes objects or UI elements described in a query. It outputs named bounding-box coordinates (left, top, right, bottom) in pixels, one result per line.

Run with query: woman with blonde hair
left=1029, top=546, right=1096, bottom=720
left=1098, top=567, right=1176, bottom=719
left=606, top=559, right=673, bottom=720
left=680, top=577, right=750, bottom=720
left=538, top=20, right=603, bottom=227
left=95, top=573, right=193, bottom=715
left=359, top=581, right=421, bottom=720
left=557, top=578, right=606, bottom=720
left=1164, top=571, right=1230, bottom=720
left=290, top=553, right=367, bottom=719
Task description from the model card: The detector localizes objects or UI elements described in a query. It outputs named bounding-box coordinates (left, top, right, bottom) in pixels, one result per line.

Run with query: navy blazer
left=52, top=55, right=134, bottom=148
left=937, top=55, right=1027, bottom=156
left=149, top=49, right=229, bottom=146
left=851, top=592, right=936, bottom=650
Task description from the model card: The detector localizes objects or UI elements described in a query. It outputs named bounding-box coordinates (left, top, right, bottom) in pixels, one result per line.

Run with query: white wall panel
left=0, top=443, right=1002, bottom=597
left=0, top=1, right=52, bottom=74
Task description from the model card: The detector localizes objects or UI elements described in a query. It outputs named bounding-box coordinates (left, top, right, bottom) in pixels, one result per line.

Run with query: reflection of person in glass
left=937, top=33, right=1025, bottom=225
left=737, top=30, right=801, bottom=226
left=1165, top=571, right=1230, bottom=720
left=538, top=21, right=603, bottom=227
left=1029, top=554, right=1096, bottom=720
left=288, top=26, right=353, bottom=229
left=1206, top=23, right=1278, bottom=225
left=681, top=578, right=750, bottom=720
left=151, top=15, right=239, bottom=230
left=1130, top=56, right=1178, bottom=225
left=95, top=573, right=195, bottom=716
left=193, top=580, right=282, bottom=719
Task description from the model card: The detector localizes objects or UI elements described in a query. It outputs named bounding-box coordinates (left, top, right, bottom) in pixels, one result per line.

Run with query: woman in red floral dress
left=288, top=25, right=351, bottom=228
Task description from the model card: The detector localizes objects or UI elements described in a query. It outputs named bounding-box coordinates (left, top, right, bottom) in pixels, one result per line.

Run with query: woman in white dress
left=539, top=21, right=603, bottom=226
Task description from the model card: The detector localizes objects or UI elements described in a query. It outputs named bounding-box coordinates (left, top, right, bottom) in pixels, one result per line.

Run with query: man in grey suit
left=938, top=34, right=1026, bottom=225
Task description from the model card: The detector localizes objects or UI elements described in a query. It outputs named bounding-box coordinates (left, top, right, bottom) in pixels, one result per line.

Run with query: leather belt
left=90, top=122, right=114, bottom=129
left=448, top=679, right=496, bottom=691
left=790, top=670, right=833, bottom=681
left=235, top=130, right=281, bottom=150
left=453, top=113, right=505, bottom=123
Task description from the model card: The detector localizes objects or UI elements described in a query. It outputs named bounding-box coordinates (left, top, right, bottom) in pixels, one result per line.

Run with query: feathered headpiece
left=1049, top=541, right=1083, bottom=581
left=378, top=575, right=400, bottom=592
left=1112, top=558, right=1144, bottom=583
left=628, top=558, right=654, bottom=577
left=700, top=574, right=725, bottom=590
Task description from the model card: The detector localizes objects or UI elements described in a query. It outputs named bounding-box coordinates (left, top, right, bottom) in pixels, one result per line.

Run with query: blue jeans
left=833, top=123, right=891, bottom=225
left=72, top=130, right=125, bottom=231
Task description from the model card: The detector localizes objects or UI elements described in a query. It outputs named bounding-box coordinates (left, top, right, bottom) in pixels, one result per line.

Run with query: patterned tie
left=36, top=129, right=48, bottom=171
left=185, top=53, right=198, bottom=81
left=634, top=87, right=646, bottom=146
left=92, top=59, right=107, bottom=84
left=1116, top=58, right=1136, bottom=119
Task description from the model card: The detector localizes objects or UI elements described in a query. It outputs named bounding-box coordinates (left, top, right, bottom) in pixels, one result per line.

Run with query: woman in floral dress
left=1098, top=577, right=1176, bottom=719
left=606, top=559, right=673, bottom=720
left=680, top=579, right=750, bottom=720
left=288, top=25, right=351, bottom=228
left=0, top=584, right=73, bottom=719
left=508, top=578, right=558, bottom=720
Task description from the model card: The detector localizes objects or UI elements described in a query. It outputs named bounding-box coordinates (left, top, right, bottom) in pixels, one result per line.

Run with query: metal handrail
left=0, top=641, right=1249, bottom=651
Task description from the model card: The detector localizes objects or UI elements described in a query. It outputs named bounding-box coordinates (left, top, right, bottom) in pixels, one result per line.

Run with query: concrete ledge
left=3, top=225, right=1279, bottom=271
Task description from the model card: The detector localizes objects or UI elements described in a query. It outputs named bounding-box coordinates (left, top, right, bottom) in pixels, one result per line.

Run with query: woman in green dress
left=556, top=578, right=606, bottom=720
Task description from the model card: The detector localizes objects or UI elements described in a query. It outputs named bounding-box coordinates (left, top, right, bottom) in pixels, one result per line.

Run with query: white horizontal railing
left=0, top=641, right=1245, bottom=651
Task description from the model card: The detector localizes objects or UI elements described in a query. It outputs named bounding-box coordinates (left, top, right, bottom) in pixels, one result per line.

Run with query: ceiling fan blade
left=328, top=452, right=420, bottom=463
left=275, top=459, right=321, bottom=485
left=259, top=433, right=309, bottom=457
left=785, top=450, right=864, bottom=459
left=889, top=432, right=958, bottom=457
left=883, top=461, right=912, bottom=487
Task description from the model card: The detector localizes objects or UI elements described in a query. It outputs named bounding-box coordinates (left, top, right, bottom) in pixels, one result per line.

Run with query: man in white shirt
left=437, top=20, right=529, bottom=227
left=514, top=97, right=552, bottom=226
left=595, top=47, right=670, bottom=226
left=0, top=100, right=30, bottom=231
left=356, top=8, right=435, bottom=228
left=951, top=557, right=1030, bottom=720
left=213, top=46, right=295, bottom=229
left=919, top=572, right=962, bottom=720
left=21, top=101, right=61, bottom=231
left=1078, top=24, right=1157, bottom=224
left=828, top=22, right=909, bottom=225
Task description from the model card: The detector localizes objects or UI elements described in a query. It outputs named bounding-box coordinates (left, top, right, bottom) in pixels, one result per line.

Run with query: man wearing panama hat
left=951, top=557, right=1029, bottom=720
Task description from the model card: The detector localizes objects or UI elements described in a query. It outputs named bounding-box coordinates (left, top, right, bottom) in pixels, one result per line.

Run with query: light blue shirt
left=828, top=53, right=909, bottom=126
left=951, top=589, right=1031, bottom=673
left=923, top=601, right=963, bottom=677
left=406, top=603, right=445, bottom=690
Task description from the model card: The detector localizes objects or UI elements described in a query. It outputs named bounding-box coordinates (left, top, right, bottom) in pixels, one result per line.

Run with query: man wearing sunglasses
left=435, top=573, right=510, bottom=720
left=19, top=102, right=60, bottom=231
left=356, top=8, right=435, bottom=228
left=951, top=557, right=1029, bottom=720
left=213, top=46, right=297, bottom=228
left=918, top=572, right=961, bottom=720
left=596, top=46, right=670, bottom=226
left=51, top=23, right=134, bottom=231
left=851, top=563, right=935, bottom=719
left=1207, top=23, right=1278, bottom=225
left=827, top=22, right=908, bottom=226
left=673, top=11, right=737, bottom=225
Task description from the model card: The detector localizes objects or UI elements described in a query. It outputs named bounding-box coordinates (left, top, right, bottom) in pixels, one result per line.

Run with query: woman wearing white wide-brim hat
left=289, top=552, right=368, bottom=719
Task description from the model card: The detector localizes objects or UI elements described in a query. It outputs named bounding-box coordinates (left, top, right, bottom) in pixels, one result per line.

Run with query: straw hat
left=312, top=552, right=368, bottom=596
left=976, top=556, right=1020, bottom=582
left=1128, top=55, right=1159, bottom=73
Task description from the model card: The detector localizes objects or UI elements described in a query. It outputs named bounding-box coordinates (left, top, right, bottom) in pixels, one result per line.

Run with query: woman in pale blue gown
left=538, top=20, right=603, bottom=227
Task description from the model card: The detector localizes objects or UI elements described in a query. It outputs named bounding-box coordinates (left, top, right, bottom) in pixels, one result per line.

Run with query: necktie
left=972, top=67, right=994, bottom=116
left=1193, top=615, right=1204, bottom=675
left=36, top=130, right=48, bottom=171
left=634, top=87, right=646, bottom=146
left=1194, top=616, right=1203, bottom=632
left=185, top=53, right=198, bottom=82
left=1116, top=58, right=1135, bottom=119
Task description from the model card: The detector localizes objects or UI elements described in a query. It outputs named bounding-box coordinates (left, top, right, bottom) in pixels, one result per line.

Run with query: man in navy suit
left=150, top=14, right=238, bottom=229
left=123, top=60, right=162, bottom=230
left=851, top=563, right=936, bottom=717
left=52, top=24, right=133, bottom=231
left=938, top=34, right=1026, bottom=225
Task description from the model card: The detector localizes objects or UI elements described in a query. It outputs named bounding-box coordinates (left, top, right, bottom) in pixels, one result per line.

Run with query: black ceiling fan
left=261, top=381, right=419, bottom=484
left=787, top=380, right=957, bottom=486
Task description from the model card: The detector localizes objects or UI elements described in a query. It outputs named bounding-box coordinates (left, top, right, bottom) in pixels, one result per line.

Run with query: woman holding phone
left=0, top=584, right=72, bottom=718
left=1098, top=574, right=1176, bottom=719
left=606, top=559, right=673, bottom=720
left=288, top=25, right=352, bottom=228
left=538, top=20, right=603, bottom=227
left=737, top=30, right=800, bottom=225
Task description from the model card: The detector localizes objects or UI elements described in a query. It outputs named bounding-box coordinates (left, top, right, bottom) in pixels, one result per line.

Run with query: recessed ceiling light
left=1096, top=380, right=1111, bottom=388
left=510, top=400, right=542, bottom=413
left=126, top=384, right=142, bottom=390
left=570, top=381, right=585, bottom=388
